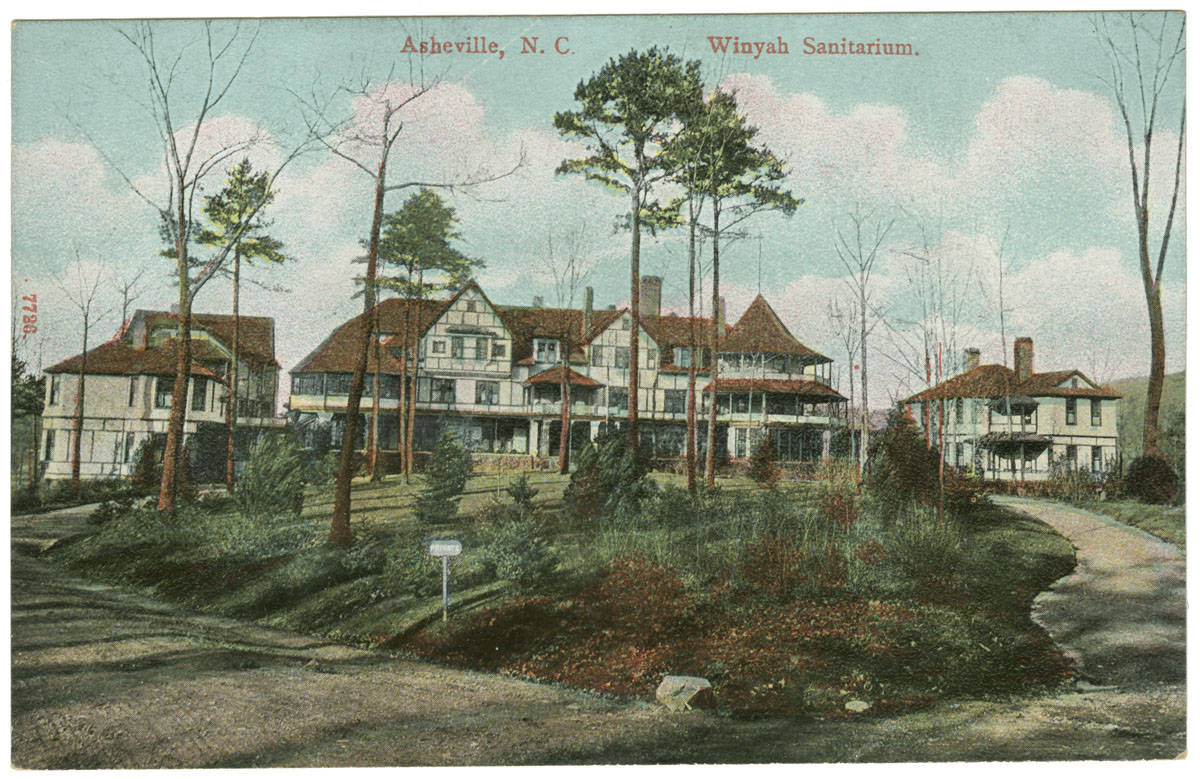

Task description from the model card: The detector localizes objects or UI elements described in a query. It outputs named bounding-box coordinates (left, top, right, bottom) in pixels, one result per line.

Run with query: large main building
left=287, top=276, right=847, bottom=464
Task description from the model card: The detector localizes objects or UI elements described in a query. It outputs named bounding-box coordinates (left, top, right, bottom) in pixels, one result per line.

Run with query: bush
left=886, top=504, right=966, bottom=584
left=307, top=449, right=339, bottom=485
left=747, top=435, right=781, bottom=488
left=1123, top=454, right=1180, bottom=505
left=483, top=514, right=558, bottom=593
left=564, top=429, right=654, bottom=522
left=235, top=432, right=309, bottom=521
left=505, top=474, right=539, bottom=513
left=1047, top=454, right=1096, bottom=503
left=90, top=496, right=135, bottom=526
left=416, top=431, right=473, bottom=523
left=130, top=437, right=163, bottom=493
left=868, top=406, right=944, bottom=522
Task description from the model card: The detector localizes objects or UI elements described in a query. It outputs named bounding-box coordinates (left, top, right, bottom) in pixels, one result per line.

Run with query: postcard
left=9, top=10, right=1186, bottom=768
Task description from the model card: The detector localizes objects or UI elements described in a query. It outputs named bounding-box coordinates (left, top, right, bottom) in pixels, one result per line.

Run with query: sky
left=10, top=10, right=1187, bottom=410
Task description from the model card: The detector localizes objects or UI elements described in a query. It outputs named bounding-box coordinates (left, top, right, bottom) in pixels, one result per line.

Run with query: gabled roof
left=719, top=295, right=828, bottom=361
left=524, top=365, right=602, bottom=387
left=45, top=340, right=225, bottom=381
left=141, top=311, right=277, bottom=367
left=496, top=306, right=625, bottom=364
left=702, top=377, right=846, bottom=400
left=293, top=297, right=447, bottom=374
left=640, top=314, right=732, bottom=369
left=906, top=364, right=1121, bottom=402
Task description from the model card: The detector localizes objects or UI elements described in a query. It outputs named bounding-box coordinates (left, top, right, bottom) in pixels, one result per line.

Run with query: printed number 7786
left=21, top=294, right=37, bottom=335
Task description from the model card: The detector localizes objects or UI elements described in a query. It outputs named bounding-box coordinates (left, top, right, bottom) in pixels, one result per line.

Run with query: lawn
left=1078, top=499, right=1186, bottom=549
left=52, top=465, right=1077, bottom=718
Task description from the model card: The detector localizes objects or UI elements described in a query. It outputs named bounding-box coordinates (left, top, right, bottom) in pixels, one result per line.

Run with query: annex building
left=40, top=310, right=282, bottom=482
left=904, top=338, right=1121, bottom=481
left=287, top=276, right=847, bottom=465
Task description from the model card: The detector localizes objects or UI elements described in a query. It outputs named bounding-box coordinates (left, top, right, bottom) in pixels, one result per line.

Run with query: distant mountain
left=1109, top=371, right=1185, bottom=475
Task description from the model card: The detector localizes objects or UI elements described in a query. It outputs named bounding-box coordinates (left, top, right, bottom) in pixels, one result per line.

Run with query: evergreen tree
left=416, top=431, right=473, bottom=523
left=747, top=435, right=780, bottom=489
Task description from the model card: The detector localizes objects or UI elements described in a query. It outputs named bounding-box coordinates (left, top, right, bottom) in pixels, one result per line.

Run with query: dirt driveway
left=9, top=501, right=1185, bottom=766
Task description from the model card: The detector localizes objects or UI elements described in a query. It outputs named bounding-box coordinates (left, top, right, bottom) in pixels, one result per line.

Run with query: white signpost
left=427, top=539, right=462, bottom=622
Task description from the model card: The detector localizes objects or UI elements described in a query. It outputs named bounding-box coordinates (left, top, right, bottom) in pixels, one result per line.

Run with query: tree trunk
left=628, top=185, right=641, bottom=457
left=704, top=204, right=721, bottom=489
left=1143, top=284, right=1166, bottom=455
left=368, top=318, right=381, bottom=481
left=225, top=250, right=240, bottom=493
left=558, top=357, right=571, bottom=474
left=686, top=201, right=698, bottom=494
left=70, top=320, right=88, bottom=493
left=398, top=306, right=411, bottom=483
left=330, top=160, right=386, bottom=545
left=859, top=284, right=869, bottom=483
left=158, top=193, right=192, bottom=512
left=406, top=338, right=417, bottom=483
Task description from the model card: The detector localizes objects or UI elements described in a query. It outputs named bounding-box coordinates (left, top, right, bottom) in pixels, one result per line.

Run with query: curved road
left=10, top=499, right=1186, bottom=766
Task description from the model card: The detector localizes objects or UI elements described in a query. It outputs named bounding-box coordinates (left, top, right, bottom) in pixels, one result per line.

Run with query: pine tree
left=747, top=435, right=780, bottom=489
left=416, top=431, right=473, bottom=523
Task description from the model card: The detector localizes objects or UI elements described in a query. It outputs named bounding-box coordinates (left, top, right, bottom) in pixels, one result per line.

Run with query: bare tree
left=833, top=206, right=895, bottom=481
left=1093, top=12, right=1185, bottom=456
left=110, top=264, right=150, bottom=337
left=58, top=256, right=113, bottom=493
left=541, top=223, right=595, bottom=474
left=827, top=296, right=860, bottom=457
left=296, top=66, right=522, bottom=546
left=86, top=21, right=313, bottom=511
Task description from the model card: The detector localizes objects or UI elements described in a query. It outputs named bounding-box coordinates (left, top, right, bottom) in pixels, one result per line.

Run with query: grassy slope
left=1077, top=500, right=1186, bottom=549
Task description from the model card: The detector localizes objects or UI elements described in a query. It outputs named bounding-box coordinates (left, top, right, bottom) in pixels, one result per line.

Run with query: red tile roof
left=641, top=314, right=731, bottom=369
left=496, top=305, right=625, bottom=364
left=46, top=340, right=225, bottom=381
left=702, top=377, right=846, bottom=400
left=719, top=295, right=826, bottom=360
left=906, top=364, right=1120, bottom=402
left=142, top=311, right=277, bottom=366
left=524, top=365, right=602, bottom=387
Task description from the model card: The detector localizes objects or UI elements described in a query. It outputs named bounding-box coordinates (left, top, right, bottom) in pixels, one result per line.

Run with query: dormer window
left=534, top=339, right=558, bottom=364
left=619, top=316, right=630, bottom=330
left=674, top=347, right=691, bottom=368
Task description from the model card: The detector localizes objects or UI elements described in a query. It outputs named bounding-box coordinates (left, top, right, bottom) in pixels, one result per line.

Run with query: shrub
left=886, top=504, right=966, bottom=584
left=1047, top=454, right=1096, bottom=503
left=483, top=514, right=558, bottom=593
left=416, top=431, right=473, bottom=523
left=1123, top=455, right=1180, bottom=505
left=130, top=437, right=164, bottom=493
left=747, top=435, right=781, bottom=488
left=868, top=406, right=943, bottom=522
left=307, top=449, right=339, bottom=485
left=90, top=496, right=135, bottom=526
left=235, top=432, right=309, bottom=521
left=505, top=474, right=539, bottom=513
left=564, top=429, right=654, bottom=522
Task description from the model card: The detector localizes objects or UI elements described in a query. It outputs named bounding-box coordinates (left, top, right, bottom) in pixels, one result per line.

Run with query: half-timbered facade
left=287, top=277, right=846, bottom=464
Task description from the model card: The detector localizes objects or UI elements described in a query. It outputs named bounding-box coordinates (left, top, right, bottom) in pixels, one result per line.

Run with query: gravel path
left=9, top=501, right=1186, bottom=766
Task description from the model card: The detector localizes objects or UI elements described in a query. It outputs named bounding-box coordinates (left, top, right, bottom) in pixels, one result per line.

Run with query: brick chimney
left=583, top=286, right=593, bottom=335
left=1014, top=337, right=1033, bottom=382
left=640, top=275, right=662, bottom=317
left=964, top=347, right=980, bottom=373
left=718, top=296, right=726, bottom=329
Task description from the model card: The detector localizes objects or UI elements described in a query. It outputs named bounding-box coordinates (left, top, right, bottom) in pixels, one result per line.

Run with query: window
left=673, top=347, right=691, bottom=368
left=733, top=393, right=750, bottom=414
left=1066, top=444, right=1077, bottom=465
left=326, top=373, right=353, bottom=395
left=955, top=443, right=963, bottom=467
left=191, top=377, right=207, bottom=412
left=155, top=377, right=174, bottom=408
left=646, top=348, right=658, bottom=367
left=465, top=299, right=477, bottom=312
left=128, top=377, right=138, bottom=406
left=492, top=342, right=506, bottom=359
left=591, top=346, right=603, bottom=367
left=124, top=433, right=136, bottom=463
left=43, top=430, right=55, bottom=462
left=48, top=375, right=60, bottom=406
left=609, top=387, right=628, bottom=410
left=954, top=398, right=963, bottom=424
left=451, top=336, right=465, bottom=359
left=471, top=337, right=486, bottom=361
left=619, top=316, right=630, bottom=330
left=534, top=339, right=558, bottom=364
left=1065, top=398, right=1077, bottom=425
left=432, top=340, right=446, bottom=354
left=614, top=347, right=630, bottom=369
left=475, top=380, right=500, bottom=406
left=1092, top=447, right=1103, bottom=473
left=432, top=378, right=455, bottom=404
left=664, top=389, right=687, bottom=414
left=1091, top=399, right=1102, bottom=426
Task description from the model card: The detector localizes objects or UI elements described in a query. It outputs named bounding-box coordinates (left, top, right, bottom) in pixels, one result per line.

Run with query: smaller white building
left=904, top=338, right=1121, bottom=482
left=40, top=309, right=281, bottom=482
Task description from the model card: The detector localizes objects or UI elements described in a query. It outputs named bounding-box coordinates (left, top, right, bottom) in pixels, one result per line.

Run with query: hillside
left=1109, top=371, right=1185, bottom=475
